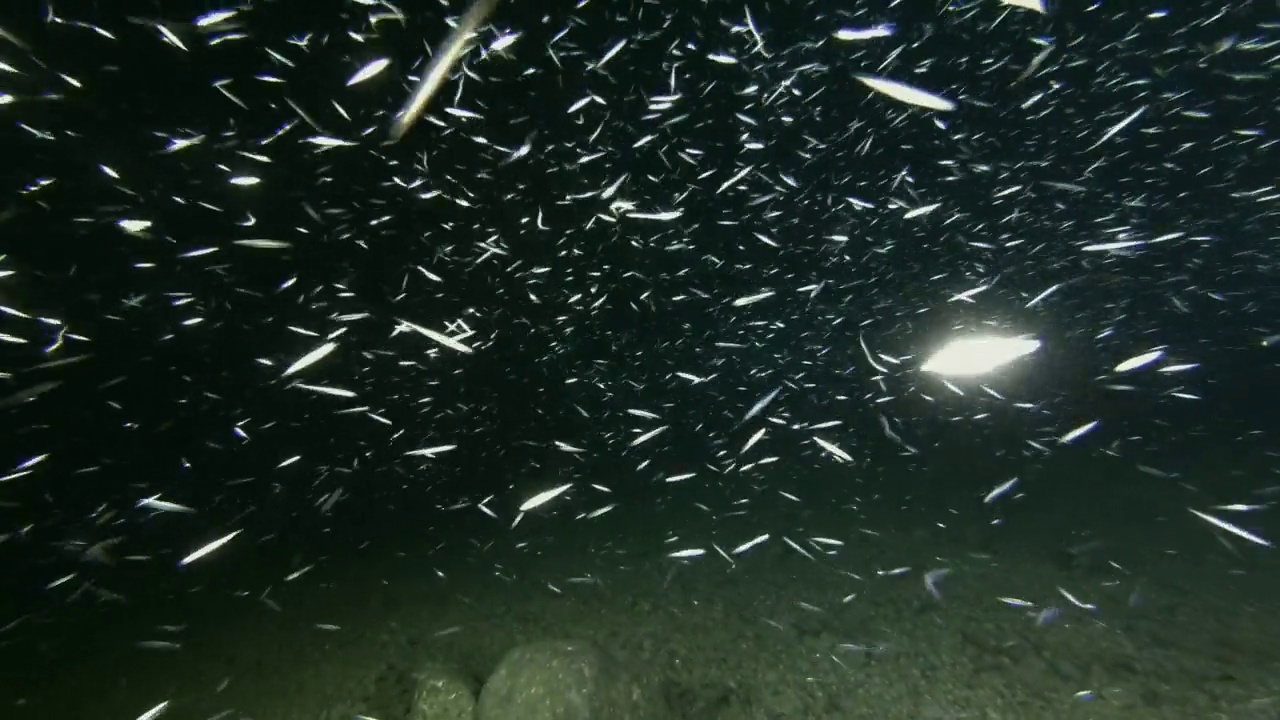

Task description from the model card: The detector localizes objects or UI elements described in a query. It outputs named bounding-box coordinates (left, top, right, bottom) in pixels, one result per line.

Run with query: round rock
left=476, top=639, right=667, bottom=720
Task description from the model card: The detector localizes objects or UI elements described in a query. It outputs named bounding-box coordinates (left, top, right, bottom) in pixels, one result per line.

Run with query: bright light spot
left=921, top=336, right=1040, bottom=378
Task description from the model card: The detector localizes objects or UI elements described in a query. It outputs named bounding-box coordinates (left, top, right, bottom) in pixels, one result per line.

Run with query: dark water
left=1, top=1, right=1277, bottom=718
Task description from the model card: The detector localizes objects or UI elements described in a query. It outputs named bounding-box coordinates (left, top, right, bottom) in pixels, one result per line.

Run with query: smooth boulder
left=476, top=639, right=668, bottom=720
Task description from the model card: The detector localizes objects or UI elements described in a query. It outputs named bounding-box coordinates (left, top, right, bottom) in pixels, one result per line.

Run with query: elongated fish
left=388, top=0, right=500, bottom=142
